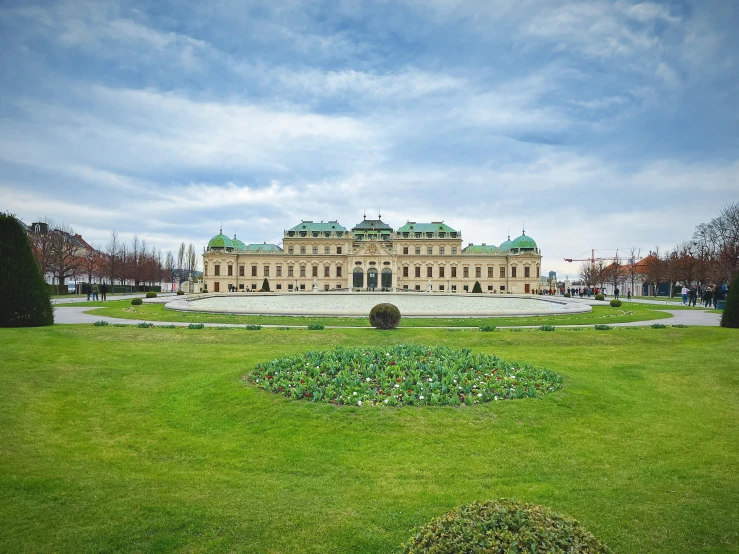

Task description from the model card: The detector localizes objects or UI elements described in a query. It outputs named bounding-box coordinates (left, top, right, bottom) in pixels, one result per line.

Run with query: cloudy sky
left=1, top=0, right=737, bottom=276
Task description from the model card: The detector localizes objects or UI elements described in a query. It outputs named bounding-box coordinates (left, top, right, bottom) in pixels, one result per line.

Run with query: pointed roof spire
left=378, top=209, right=382, bottom=220
left=522, top=223, right=526, bottom=236
left=220, top=223, right=223, bottom=234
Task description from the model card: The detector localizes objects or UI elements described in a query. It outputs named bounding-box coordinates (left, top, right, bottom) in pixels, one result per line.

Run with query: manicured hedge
left=369, top=303, right=401, bottom=329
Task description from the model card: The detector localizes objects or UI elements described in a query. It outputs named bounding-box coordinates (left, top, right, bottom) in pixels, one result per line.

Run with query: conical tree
left=0, top=213, right=54, bottom=327
left=261, top=278, right=271, bottom=292
left=472, top=280, right=482, bottom=293
left=720, top=273, right=739, bottom=328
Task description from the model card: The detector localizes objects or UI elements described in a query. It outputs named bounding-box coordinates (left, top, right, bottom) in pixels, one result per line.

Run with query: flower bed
left=246, top=344, right=562, bottom=407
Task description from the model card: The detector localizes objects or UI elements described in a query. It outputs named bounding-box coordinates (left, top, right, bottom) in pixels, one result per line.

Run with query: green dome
left=208, top=232, right=233, bottom=250
left=231, top=235, right=246, bottom=251
left=511, top=233, right=537, bottom=250
left=498, top=238, right=513, bottom=252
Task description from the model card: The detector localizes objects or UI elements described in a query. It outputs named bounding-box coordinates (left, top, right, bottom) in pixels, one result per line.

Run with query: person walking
left=703, top=288, right=712, bottom=307
left=614, top=287, right=620, bottom=300
left=85, top=282, right=92, bottom=301
left=689, top=286, right=697, bottom=307
left=100, top=282, right=108, bottom=301
left=92, top=283, right=99, bottom=301
left=681, top=285, right=689, bottom=305
left=627, top=288, right=631, bottom=301
left=713, top=285, right=721, bottom=308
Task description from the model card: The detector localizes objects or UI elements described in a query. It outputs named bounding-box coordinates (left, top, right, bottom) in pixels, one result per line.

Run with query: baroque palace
left=203, top=216, right=542, bottom=294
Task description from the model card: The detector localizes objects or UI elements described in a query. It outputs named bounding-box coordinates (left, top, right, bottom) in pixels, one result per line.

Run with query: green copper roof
left=352, top=218, right=393, bottom=231
left=498, top=238, right=513, bottom=252
left=397, top=222, right=457, bottom=234
left=232, top=235, right=247, bottom=251
left=462, top=244, right=498, bottom=254
left=244, top=243, right=282, bottom=252
left=511, top=233, right=537, bottom=249
left=289, top=221, right=347, bottom=232
left=208, top=232, right=233, bottom=249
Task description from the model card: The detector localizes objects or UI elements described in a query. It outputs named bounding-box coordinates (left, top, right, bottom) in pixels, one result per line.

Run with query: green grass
left=1, top=326, right=738, bottom=553
left=64, top=299, right=680, bottom=327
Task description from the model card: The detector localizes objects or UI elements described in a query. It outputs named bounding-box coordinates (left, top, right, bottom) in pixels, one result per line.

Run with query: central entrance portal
left=367, top=268, right=378, bottom=289
left=353, top=267, right=364, bottom=289
left=381, top=267, right=392, bottom=289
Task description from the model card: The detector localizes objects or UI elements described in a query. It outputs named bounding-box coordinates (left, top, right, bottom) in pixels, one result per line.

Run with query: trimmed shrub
left=479, top=325, right=497, bottom=332
left=539, top=325, right=556, bottom=331
left=246, top=324, right=262, bottom=330
left=92, top=320, right=109, bottom=326
left=564, top=292, right=571, bottom=297
left=610, top=299, right=622, bottom=307
left=0, top=213, right=54, bottom=327
left=202, top=288, right=208, bottom=294
left=595, top=293, right=605, bottom=301
left=369, top=303, right=401, bottom=330
left=594, top=324, right=612, bottom=331
left=721, top=272, right=739, bottom=328
left=145, top=291, right=157, bottom=298
left=401, top=499, right=609, bottom=554
left=261, top=278, right=270, bottom=292
left=472, top=280, right=482, bottom=293
left=188, top=323, right=205, bottom=329
left=307, top=323, right=325, bottom=330
left=131, top=298, right=143, bottom=306
left=651, top=323, right=668, bottom=329
left=176, top=290, right=185, bottom=295
left=136, top=322, right=154, bottom=328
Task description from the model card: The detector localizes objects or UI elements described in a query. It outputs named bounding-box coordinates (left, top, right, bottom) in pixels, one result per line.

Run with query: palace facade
left=202, top=216, right=542, bottom=294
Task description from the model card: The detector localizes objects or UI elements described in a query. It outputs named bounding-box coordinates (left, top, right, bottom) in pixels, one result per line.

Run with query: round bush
left=131, top=298, right=143, bottom=306
left=401, top=499, right=609, bottom=554
left=564, top=292, right=571, bottom=298
left=610, top=299, right=622, bottom=307
left=246, top=344, right=562, bottom=407
left=176, top=290, right=185, bottom=295
left=595, top=293, right=605, bottom=301
left=369, top=303, right=401, bottom=329
left=145, top=291, right=157, bottom=298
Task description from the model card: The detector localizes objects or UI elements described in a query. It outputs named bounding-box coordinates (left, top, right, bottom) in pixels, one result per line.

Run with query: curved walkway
left=52, top=305, right=722, bottom=328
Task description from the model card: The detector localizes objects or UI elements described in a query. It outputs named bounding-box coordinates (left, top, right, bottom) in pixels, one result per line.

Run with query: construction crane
left=564, top=249, right=642, bottom=264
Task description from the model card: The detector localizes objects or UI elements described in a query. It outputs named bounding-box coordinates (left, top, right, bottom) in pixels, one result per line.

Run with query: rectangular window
left=288, top=246, right=294, bottom=254
left=251, top=266, right=257, bottom=277
left=239, top=265, right=245, bottom=277
left=252, top=283, right=257, bottom=290
left=288, top=284, right=294, bottom=290
left=325, top=246, right=330, bottom=255
left=276, top=266, right=282, bottom=277
left=204, top=264, right=208, bottom=276
left=439, top=266, right=445, bottom=278
left=337, top=247, right=342, bottom=254
left=427, top=247, right=433, bottom=255
left=300, top=246, right=306, bottom=254
left=512, top=267, right=517, bottom=278
left=463, top=267, right=469, bottom=278
left=300, top=266, right=306, bottom=277
left=415, top=267, right=421, bottom=278
left=312, top=266, right=318, bottom=277
left=415, top=284, right=421, bottom=291
left=264, top=265, right=270, bottom=277
left=288, top=265, right=294, bottom=277
left=336, top=266, right=342, bottom=277
left=325, top=284, right=330, bottom=291
left=500, top=285, right=506, bottom=291
left=500, top=267, right=506, bottom=278
left=451, top=267, right=457, bottom=278
left=403, top=285, right=408, bottom=289
left=451, top=247, right=457, bottom=255
left=487, top=267, right=493, bottom=278
left=537, top=267, right=540, bottom=278
left=239, top=284, right=244, bottom=290
left=464, top=285, right=469, bottom=292
left=312, top=246, right=318, bottom=255
left=439, top=247, right=445, bottom=255
left=276, top=284, right=282, bottom=290
left=403, top=246, right=408, bottom=255
left=227, top=265, right=233, bottom=276
left=403, top=267, right=409, bottom=277
left=488, top=285, right=493, bottom=291
left=439, top=285, right=444, bottom=291
left=300, top=284, right=305, bottom=290
left=415, top=247, right=421, bottom=255
left=525, top=266, right=530, bottom=278
left=475, top=267, right=481, bottom=278
left=214, top=265, right=220, bottom=276
left=427, top=266, right=433, bottom=278
left=451, top=284, right=457, bottom=291
left=324, top=266, right=330, bottom=277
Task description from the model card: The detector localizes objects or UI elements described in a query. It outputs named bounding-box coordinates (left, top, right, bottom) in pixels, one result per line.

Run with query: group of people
left=85, top=283, right=108, bottom=301
left=681, top=283, right=727, bottom=308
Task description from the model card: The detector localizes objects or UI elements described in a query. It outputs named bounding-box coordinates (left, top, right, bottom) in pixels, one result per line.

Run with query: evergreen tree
left=720, top=272, right=739, bottom=328
left=0, top=213, right=54, bottom=327
left=261, top=278, right=270, bottom=292
left=472, top=281, right=482, bottom=293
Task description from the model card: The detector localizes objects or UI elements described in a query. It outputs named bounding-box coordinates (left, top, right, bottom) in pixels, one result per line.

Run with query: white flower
left=394, top=384, right=400, bottom=388
left=353, top=392, right=357, bottom=396
left=366, top=377, right=371, bottom=381
left=384, top=399, right=389, bottom=404
left=494, top=396, right=498, bottom=401
left=428, top=378, right=433, bottom=382
left=477, top=393, right=482, bottom=397
left=386, top=353, right=390, bottom=356
left=357, top=400, right=362, bottom=406
left=419, top=395, right=425, bottom=400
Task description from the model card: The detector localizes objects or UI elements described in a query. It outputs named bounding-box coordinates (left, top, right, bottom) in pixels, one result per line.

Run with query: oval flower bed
left=246, top=344, right=562, bottom=407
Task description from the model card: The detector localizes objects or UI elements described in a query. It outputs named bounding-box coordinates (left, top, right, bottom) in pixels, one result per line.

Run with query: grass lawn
left=1, top=325, right=738, bottom=553
left=62, top=299, right=684, bottom=327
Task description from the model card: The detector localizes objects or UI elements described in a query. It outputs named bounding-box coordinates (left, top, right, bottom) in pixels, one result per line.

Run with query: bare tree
left=177, top=242, right=186, bottom=284
left=187, top=243, right=197, bottom=280
left=579, top=262, right=599, bottom=287
left=644, top=247, right=665, bottom=297
left=165, top=250, right=176, bottom=290
left=49, top=223, right=82, bottom=294
left=106, top=231, right=118, bottom=285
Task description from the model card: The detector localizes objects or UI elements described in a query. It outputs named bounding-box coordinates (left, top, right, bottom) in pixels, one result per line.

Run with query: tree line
left=577, top=203, right=739, bottom=294
left=29, top=217, right=198, bottom=291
